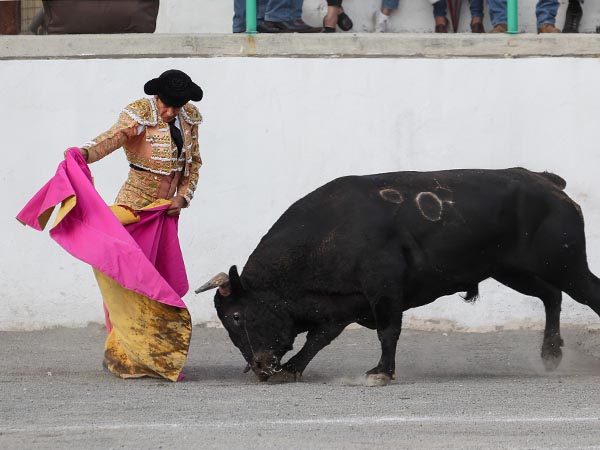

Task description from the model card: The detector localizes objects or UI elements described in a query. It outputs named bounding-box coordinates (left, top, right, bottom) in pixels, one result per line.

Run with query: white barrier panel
left=4, top=56, right=600, bottom=330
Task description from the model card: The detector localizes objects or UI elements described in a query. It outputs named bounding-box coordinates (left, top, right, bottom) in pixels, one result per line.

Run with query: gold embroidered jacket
left=82, top=97, right=203, bottom=209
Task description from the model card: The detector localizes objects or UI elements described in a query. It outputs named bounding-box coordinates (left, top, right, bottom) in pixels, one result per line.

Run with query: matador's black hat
left=144, top=69, right=203, bottom=107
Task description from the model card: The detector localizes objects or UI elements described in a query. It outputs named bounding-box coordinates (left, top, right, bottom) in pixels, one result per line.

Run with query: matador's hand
left=167, top=196, right=186, bottom=217
left=63, top=148, right=88, bottom=161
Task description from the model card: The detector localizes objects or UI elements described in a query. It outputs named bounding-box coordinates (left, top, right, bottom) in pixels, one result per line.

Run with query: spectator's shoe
left=266, top=19, right=322, bottom=33
left=337, top=10, right=353, bottom=31
left=374, top=11, right=390, bottom=33
left=538, top=23, right=561, bottom=33
left=491, top=23, right=507, bottom=33
left=435, top=18, right=449, bottom=33
left=470, top=21, right=485, bottom=33
left=563, top=1, right=582, bottom=33
left=323, top=8, right=353, bottom=33
left=257, top=20, right=282, bottom=33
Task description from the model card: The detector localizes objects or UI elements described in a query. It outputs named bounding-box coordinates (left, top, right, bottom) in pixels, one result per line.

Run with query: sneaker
left=374, top=11, right=390, bottom=33
left=491, top=23, right=507, bottom=33
left=538, top=23, right=561, bottom=33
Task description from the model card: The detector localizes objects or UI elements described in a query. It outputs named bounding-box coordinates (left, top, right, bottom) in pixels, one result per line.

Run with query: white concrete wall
left=155, top=0, right=600, bottom=34
left=4, top=56, right=600, bottom=330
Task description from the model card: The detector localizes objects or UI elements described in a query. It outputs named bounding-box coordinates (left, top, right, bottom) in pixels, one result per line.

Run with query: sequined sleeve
left=82, top=98, right=156, bottom=164
left=82, top=113, right=139, bottom=164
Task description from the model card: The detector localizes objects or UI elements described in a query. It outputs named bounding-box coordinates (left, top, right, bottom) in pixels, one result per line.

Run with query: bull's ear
left=228, top=265, right=244, bottom=294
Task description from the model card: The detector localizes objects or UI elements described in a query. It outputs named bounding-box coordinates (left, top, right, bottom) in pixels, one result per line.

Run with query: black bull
left=197, top=168, right=600, bottom=385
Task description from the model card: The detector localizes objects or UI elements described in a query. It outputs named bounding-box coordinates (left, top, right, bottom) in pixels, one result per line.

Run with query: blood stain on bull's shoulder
left=415, top=192, right=443, bottom=222
left=379, top=188, right=404, bottom=204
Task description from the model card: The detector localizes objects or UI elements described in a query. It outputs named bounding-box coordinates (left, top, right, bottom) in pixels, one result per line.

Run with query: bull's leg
left=270, top=323, right=347, bottom=382
left=365, top=302, right=403, bottom=387
left=540, top=291, right=564, bottom=370
left=362, top=287, right=404, bottom=385
left=549, top=244, right=600, bottom=318
left=360, top=257, right=406, bottom=386
left=493, top=271, right=564, bottom=370
left=524, top=211, right=600, bottom=322
left=560, top=272, right=600, bottom=320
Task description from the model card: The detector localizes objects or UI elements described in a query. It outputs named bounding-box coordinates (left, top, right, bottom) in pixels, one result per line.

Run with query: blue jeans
left=488, top=0, right=559, bottom=27
left=469, top=0, right=484, bottom=19
left=233, top=0, right=303, bottom=32
left=433, top=1, right=446, bottom=17
left=381, top=0, right=400, bottom=10
left=432, top=1, right=484, bottom=19
left=233, top=0, right=265, bottom=32
left=380, top=0, right=448, bottom=17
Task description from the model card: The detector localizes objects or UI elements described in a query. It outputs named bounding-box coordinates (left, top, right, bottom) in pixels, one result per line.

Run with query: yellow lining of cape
left=50, top=195, right=77, bottom=230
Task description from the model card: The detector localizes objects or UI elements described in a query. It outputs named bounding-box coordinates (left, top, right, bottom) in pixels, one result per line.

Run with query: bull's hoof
left=542, top=350, right=563, bottom=371
left=268, top=369, right=302, bottom=383
left=541, top=338, right=564, bottom=371
left=365, top=373, right=391, bottom=387
left=257, top=373, right=270, bottom=382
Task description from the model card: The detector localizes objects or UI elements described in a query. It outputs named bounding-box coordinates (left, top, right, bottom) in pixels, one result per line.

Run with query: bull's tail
left=461, top=285, right=479, bottom=303
left=537, top=171, right=567, bottom=190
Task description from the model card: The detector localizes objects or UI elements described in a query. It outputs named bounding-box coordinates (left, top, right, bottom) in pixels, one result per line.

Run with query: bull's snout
left=250, top=351, right=281, bottom=381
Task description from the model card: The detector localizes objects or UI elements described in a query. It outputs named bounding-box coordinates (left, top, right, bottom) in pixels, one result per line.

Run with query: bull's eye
left=232, top=312, right=241, bottom=324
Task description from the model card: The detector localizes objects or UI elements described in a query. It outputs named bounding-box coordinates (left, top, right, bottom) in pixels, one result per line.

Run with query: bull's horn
left=195, top=272, right=230, bottom=294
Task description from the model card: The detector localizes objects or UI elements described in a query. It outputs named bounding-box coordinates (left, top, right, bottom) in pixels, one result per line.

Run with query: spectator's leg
left=28, top=6, right=45, bottom=35
left=233, top=0, right=246, bottom=32
left=258, top=0, right=267, bottom=20
left=469, top=0, right=484, bottom=18
left=469, top=0, right=485, bottom=32
left=324, top=0, right=343, bottom=30
left=293, top=0, right=304, bottom=20
left=433, top=1, right=448, bottom=33
left=376, top=0, right=399, bottom=32
left=263, top=0, right=320, bottom=31
left=264, top=0, right=296, bottom=22
left=241, top=0, right=272, bottom=33
left=488, top=0, right=507, bottom=31
left=381, top=0, right=399, bottom=16
left=536, top=0, right=560, bottom=32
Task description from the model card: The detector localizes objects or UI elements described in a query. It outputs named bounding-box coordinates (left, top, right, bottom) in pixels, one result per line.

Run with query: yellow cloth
left=96, top=200, right=191, bottom=382
left=95, top=270, right=191, bottom=381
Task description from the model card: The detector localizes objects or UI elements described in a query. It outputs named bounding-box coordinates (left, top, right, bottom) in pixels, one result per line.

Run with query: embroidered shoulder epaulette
left=122, top=98, right=158, bottom=126
left=182, top=103, right=203, bottom=125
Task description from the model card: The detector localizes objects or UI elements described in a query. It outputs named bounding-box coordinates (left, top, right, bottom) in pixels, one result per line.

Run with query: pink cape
left=16, top=148, right=188, bottom=308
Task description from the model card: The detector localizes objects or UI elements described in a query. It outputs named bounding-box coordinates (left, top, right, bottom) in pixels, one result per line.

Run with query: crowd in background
left=1, top=0, right=590, bottom=36
left=233, top=0, right=587, bottom=34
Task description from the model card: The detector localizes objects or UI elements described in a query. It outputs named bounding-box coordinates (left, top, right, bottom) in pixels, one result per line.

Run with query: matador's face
left=155, top=96, right=182, bottom=123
